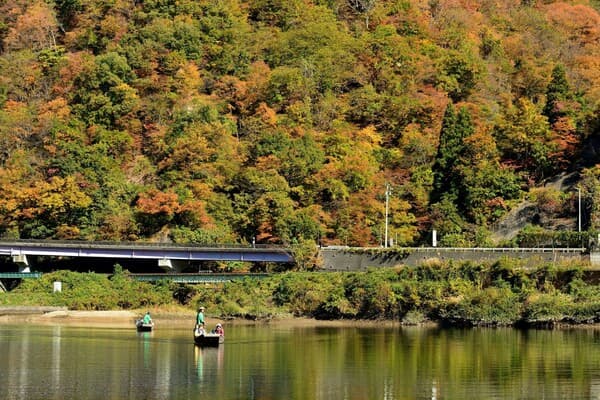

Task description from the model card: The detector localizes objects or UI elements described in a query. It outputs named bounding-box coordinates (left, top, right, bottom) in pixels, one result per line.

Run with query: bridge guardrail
left=0, top=239, right=289, bottom=250
left=321, top=246, right=587, bottom=253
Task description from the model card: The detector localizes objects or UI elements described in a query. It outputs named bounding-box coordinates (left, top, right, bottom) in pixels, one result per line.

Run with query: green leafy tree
left=437, top=49, right=482, bottom=102
left=69, top=52, right=138, bottom=128
left=494, top=98, right=556, bottom=180
left=230, top=167, right=293, bottom=244
left=265, top=5, right=358, bottom=95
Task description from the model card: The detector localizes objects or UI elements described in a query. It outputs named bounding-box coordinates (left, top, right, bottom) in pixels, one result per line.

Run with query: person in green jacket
left=195, top=306, right=205, bottom=332
left=142, top=311, right=152, bottom=324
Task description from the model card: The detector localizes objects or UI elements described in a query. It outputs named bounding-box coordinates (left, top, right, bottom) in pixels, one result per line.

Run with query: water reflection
left=1, top=324, right=600, bottom=399
left=194, top=345, right=224, bottom=384
left=194, top=345, right=203, bottom=378
left=137, top=331, right=152, bottom=368
left=51, top=325, right=61, bottom=393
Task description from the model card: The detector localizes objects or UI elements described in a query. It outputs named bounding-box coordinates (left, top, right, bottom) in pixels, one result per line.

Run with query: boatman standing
left=143, top=311, right=152, bottom=324
left=195, top=306, right=205, bottom=332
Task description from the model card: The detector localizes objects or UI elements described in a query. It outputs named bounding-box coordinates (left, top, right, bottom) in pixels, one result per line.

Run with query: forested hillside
left=0, top=0, right=599, bottom=251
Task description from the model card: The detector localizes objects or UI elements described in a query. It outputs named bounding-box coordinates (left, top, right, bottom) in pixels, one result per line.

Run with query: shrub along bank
left=2, top=261, right=600, bottom=327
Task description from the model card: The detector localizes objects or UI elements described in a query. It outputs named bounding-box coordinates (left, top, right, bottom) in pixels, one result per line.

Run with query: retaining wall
left=319, top=247, right=590, bottom=271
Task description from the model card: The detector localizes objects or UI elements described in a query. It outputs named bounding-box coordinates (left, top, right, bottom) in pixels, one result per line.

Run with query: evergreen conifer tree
left=543, top=64, right=571, bottom=125
left=432, top=103, right=473, bottom=203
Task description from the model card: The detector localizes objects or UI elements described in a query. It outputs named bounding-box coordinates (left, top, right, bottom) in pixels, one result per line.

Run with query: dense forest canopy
left=0, top=0, right=599, bottom=250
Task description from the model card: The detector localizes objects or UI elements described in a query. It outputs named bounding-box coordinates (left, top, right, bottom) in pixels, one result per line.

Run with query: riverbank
left=0, top=306, right=410, bottom=329
left=0, top=308, right=138, bottom=327
left=3, top=262, right=600, bottom=328
left=2, top=308, right=600, bottom=331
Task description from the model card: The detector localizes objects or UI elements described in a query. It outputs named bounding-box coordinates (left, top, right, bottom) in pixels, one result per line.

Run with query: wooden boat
left=136, top=319, right=154, bottom=332
left=194, top=331, right=224, bottom=347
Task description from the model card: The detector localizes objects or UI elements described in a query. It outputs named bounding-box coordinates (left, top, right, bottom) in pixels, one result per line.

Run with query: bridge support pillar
left=12, top=254, right=29, bottom=272
left=157, top=259, right=190, bottom=272
left=158, top=258, right=173, bottom=269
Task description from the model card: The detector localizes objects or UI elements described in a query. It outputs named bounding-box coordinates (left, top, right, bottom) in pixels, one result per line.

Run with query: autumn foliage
left=0, top=0, right=598, bottom=248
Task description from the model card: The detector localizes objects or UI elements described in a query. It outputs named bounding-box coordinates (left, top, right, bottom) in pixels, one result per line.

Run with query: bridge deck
left=0, top=240, right=294, bottom=263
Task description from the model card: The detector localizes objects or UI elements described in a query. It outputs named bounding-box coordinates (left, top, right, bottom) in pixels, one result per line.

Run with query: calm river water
left=1, top=323, right=600, bottom=399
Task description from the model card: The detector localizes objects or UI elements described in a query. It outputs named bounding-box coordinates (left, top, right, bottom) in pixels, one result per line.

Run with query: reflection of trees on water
left=3, top=326, right=600, bottom=399
left=224, top=326, right=600, bottom=399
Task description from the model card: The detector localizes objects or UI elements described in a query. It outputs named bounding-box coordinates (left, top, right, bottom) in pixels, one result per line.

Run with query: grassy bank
left=2, top=261, right=600, bottom=327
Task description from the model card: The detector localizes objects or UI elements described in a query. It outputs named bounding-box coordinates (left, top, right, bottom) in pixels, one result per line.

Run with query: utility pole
left=384, top=183, right=390, bottom=248
left=578, top=187, right=581, bottom=233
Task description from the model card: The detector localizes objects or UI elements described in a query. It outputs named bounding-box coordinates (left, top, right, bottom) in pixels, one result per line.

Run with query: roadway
left=0, top=240, right=294, bottom=271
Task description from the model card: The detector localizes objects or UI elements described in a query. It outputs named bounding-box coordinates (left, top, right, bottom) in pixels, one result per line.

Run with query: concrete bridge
left=0, top=240, right=294, bottom=272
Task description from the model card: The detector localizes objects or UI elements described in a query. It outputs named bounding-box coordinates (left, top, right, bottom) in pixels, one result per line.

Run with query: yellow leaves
left=158, top=129, right=215, bottom=177
left=1, top=100, right=33, bottom=139
left=256, top=154, right=281, bottom=172
left=55, top=225, right=81, bottom=240
left=39, top=98, right=71, bottom=121
left=111, top=83, right=139, bottom=114
left=463, top=128, right=498, bottom=163
left=215, top=61, right=272, bottom=115
left=0, top=169, right=91, bottom=227
left=188, top=181, right=213, bottom=199
left=255, top=102, right=278, bottom=126
left=113, top=82, right=139, bottom=100
left=175, top=62, right=203, bottom=99
left=37, top=97, right=71, bottom=137
left=98, top=13, right=129, bottom=42
left=355, top=125, right=381, bottom=148
left=398, top=125, right=437, bottom=167
left=38, top=176, right=93, bottom=215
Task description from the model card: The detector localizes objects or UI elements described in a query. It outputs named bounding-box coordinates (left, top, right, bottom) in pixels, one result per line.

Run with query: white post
left=432, top=230, right=437, bottom=247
